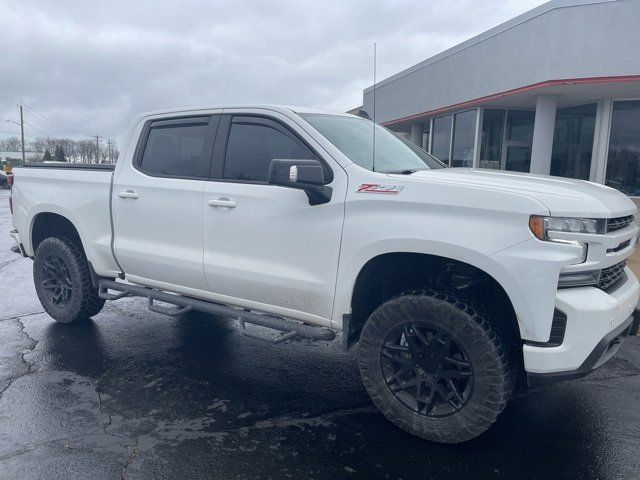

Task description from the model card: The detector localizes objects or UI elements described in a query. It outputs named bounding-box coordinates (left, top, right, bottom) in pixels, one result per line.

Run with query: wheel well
left=31, top=213, right=83, bottom=254
left=347, top=252, right=523, bottom=376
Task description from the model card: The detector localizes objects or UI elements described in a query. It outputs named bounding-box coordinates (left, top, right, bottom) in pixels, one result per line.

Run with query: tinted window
left=223, top=118, right=316, bottom=182
left=506, top=110, right=534, bottom=142
left=431, top=115, right=452, bottom=165
left=551, top=103, right=596, bottom=180
left=606, top=101, right=640, bottom=195
left=140, top=120, right=212, bottom=178
left=479, top=109, right=504, bottom=169
left=451, top=110, right=476, bottom=167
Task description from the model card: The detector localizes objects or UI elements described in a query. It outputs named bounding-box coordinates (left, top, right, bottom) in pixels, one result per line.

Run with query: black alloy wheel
left=34, top=237, right=105, bottom=323
left=358, top=289, right=512, bottom=443
left=381, top=322, right=474, bottom=418
left=41, top=254, right=74, bottom=307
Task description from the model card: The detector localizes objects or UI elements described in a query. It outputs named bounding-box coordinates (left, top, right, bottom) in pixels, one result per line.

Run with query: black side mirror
left=268, top=159, right=332, bottom=205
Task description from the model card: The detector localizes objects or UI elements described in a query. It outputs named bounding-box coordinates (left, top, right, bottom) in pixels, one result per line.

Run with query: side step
left=97, top=279, right=336, bottom=344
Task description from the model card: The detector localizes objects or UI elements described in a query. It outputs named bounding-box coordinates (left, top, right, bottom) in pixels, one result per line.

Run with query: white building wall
left=363, top=0, right=640, bottom=124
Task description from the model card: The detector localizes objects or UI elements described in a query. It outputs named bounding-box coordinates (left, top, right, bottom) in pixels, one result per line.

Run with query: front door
left=113, top=115, right=219, bottom=291
left=202, top=114, right=345, bottom=324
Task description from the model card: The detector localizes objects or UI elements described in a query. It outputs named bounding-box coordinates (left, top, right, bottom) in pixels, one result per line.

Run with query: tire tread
left=34, top=237, right=105, bottom=323
left=358, top=287, right=512, bottom=444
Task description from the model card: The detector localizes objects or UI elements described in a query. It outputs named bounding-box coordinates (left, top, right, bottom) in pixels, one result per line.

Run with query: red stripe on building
left=382, top=75, right=640, bottom=126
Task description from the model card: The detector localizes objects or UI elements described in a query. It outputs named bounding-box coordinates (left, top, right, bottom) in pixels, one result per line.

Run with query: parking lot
left=1, top=188, right=640, bottom=479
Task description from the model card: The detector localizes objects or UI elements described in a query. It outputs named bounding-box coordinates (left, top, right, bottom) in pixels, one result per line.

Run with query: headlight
left=529, top=215, right=606, bottom=241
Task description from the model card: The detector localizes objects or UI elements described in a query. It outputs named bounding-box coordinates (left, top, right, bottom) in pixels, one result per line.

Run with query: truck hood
left=395, top=168, right=637, bottom=218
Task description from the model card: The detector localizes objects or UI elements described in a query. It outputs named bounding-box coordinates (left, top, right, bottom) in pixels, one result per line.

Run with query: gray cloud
left=1, top=0, right=545, bottom=143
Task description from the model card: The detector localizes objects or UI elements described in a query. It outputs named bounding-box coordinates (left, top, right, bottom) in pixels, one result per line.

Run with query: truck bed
left=11, top=164, right=120, bottom=276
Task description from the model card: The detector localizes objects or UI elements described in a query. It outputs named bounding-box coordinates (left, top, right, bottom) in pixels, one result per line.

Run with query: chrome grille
left=607, top=215, right=634, bottom=233
left=597, top=261, right=627, bottom=291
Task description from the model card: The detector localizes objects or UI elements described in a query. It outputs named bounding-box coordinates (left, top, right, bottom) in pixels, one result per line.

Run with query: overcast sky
left=1, top=0, right=546, bottom=144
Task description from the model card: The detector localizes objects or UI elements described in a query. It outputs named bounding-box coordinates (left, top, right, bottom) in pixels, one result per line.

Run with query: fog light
left=558, top=269, right=601, bottom=288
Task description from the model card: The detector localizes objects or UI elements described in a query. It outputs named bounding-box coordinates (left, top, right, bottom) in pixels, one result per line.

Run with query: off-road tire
left=358, top=289, right=512, bottom=443
left=33, top=237, right=105, bottom=323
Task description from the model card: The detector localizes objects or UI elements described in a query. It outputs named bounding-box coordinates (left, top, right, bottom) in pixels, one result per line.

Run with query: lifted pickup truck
left=9, top=105, right=640, bottom=443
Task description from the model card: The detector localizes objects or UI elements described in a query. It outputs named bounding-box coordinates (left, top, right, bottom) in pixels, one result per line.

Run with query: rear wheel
left=33, top=237, right=105, bottom=323
left=358, top=289, right=512, bottom=443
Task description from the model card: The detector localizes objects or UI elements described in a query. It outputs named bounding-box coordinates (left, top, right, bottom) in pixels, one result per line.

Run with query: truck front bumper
left=524, top=267, right=640, bottom=386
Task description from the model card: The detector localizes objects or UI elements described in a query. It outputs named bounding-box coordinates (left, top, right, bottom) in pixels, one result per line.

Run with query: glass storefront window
left=422, top=122, right=430, bottom=151
left=504, top=110, right=534, bottom=172
left=606, top=101, right=640, bottom=196
left=504, top=146, right=531, bottom=172
left=431, top=115, right=452, bottom=164
left=551, top=103, right=596, bottom=180
left=506, top=110, right=535, bottom=142
left=479, top=109, right=505, bottom=169
left=451, top=110, right=476, bottom=167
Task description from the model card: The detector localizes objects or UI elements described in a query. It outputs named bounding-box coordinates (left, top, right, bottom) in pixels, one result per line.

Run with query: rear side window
left=223, top=117, right=316, bottom=182
left=140, top=117, right=216, bottom=178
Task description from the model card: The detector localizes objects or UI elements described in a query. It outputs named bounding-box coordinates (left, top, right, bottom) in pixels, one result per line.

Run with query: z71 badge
left=356, top=183, right=404, bottom=194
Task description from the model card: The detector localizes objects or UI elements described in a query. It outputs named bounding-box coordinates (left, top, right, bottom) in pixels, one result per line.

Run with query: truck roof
left=136, top=104, right=356, bottom=120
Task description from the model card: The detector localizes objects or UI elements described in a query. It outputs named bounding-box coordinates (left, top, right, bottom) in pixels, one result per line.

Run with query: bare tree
left=0, top=137, right=22, bottom=151
left=13, top=136, right=120, bottom=164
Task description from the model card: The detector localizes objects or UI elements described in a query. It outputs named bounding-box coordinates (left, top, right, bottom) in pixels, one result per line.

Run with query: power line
left=23, top=120, right=49, bottom=134
left=0, top=131, right=35, bottom=139
left=22, top=104, right=77, bottom=134
left=21, top=115, right=57, bottom=133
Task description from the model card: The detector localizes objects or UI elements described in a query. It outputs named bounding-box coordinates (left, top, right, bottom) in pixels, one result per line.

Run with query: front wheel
left=33, top=237, right=105, bottom=323
left=358, top=290, right=512, bottom=443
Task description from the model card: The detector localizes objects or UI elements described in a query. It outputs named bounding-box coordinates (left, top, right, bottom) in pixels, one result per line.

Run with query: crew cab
left=9, top=105, right=640, bottom=443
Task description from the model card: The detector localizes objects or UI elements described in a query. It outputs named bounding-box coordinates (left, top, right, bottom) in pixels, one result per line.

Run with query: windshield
left=301, top=113, right=445, bottom=173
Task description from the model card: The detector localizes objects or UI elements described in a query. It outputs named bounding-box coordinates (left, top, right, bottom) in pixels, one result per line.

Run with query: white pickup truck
left=9, top=105, right=640, bottom=443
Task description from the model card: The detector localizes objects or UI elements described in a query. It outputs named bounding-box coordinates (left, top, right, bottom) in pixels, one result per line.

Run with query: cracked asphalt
left=2, top=189, right=640, bottom=480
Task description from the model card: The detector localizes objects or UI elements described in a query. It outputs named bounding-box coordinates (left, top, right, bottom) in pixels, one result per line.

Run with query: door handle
left=118, top=190, right=140, bottom=199
left=208, top=198, right=236, bottom=208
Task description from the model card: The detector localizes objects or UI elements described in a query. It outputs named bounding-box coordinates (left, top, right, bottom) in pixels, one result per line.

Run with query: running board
left=97, top=279, right=336, bottom=344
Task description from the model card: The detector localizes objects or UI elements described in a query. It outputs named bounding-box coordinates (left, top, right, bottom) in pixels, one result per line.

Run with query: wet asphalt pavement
left=2, top=189, right=640, bottom=480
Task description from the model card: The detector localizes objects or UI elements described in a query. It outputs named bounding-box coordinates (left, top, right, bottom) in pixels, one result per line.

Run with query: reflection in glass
left=504, top=110, right=534, bottom=172
left=422, top=125, right=430, bottom=151
left=551, top=104, right=596, bottom=180
left=606, top=101, right=640, bottom=195
left=451, top=110, right=476, bottom=167
left=479, top=109, right=505, bottom=169
left=431, top=115, right=453, bottom=165
left=506, top=110, right=535, bottom=142
left=505, top=146, right=531, bottom=172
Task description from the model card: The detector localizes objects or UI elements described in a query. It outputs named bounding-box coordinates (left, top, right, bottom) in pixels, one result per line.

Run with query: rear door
left=112, top=115, right=219, bottom=291
left=202, top=113, right=346, bottom=323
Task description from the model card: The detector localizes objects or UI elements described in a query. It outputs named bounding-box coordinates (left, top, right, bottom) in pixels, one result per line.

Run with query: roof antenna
left=372, top=42, right=377, bottom=172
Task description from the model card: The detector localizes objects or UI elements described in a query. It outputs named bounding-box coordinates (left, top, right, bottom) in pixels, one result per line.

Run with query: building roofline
left=364, top=0, right=618, bottom=94
left=381, top=74, right=640, bottom=126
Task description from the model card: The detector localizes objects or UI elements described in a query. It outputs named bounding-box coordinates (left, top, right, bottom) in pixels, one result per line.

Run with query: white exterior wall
left=530, top=95, right=558, bottom=175
left=363, top=0, right=640, bottom=124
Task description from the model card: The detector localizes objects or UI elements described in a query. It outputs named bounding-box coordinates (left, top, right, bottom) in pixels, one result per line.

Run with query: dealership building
left=362, top=0, right=640, bottom=197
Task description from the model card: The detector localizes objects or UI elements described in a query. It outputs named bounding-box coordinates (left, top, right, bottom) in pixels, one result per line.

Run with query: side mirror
left=268, top=159, right=332, bottom=205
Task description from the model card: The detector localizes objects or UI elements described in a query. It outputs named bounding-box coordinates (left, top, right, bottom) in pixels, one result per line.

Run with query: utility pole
left=107, top=139, right=113, bottom=163
left=5, top=106, right=25, bottom=163
left=19, top=104, right=25, bottom=164
left=94, top=135, right=101, bottom=163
